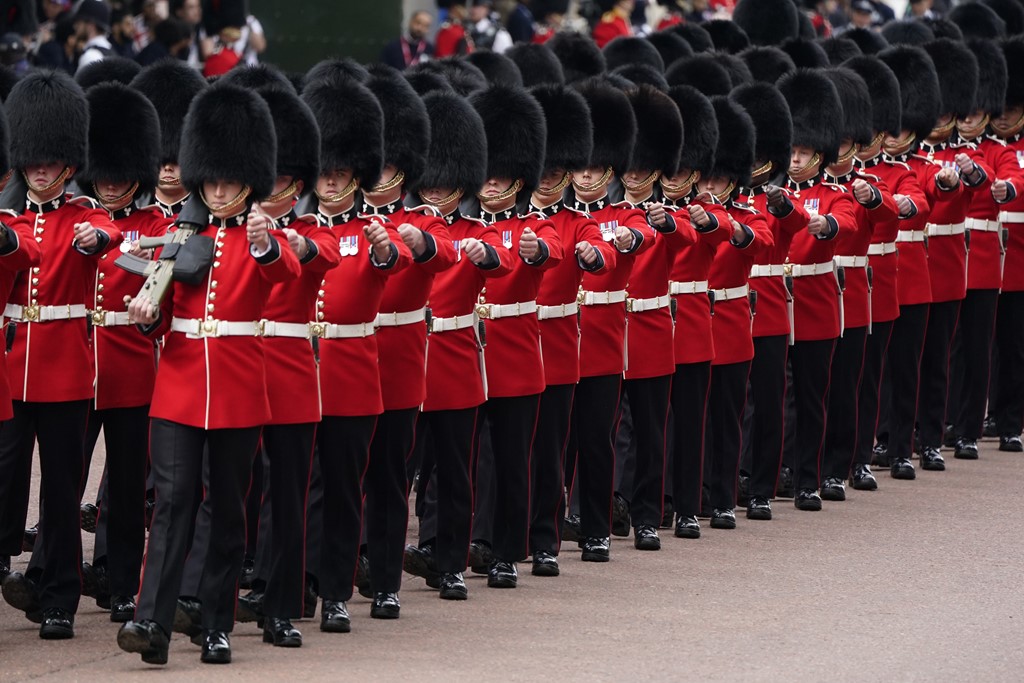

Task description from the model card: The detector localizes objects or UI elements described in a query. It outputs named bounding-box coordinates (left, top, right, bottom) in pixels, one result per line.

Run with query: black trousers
left=530, top=384, right=574, bottom=556
left=822, top=327, right=868, bottom=481
left=316, top=415, right=375, bottom=602
left=993, top=292, right=1024, bottom=436
left=671, top=362, right=710, bottom=516
left=135, top=419, right=259, bottom=634
left=951, top=289, right=999, bottom=440
left=485, top=395, right=540, bottom=562
left=886, top=304, right=929, bottom=460
left=623, top=375, right=670, bottom=528
left=917, top=300, right=961, bottom=448
left=365, top=407, right=418, bottom=593
left=707, top=362, right=750, bottom=510
left=855, top=320, right=894, bottom=466
left=570, top=374, right=622, bottom=538
left=748, top=336, right=788, bottom=499
left=789, top=339, right=836, bottom=492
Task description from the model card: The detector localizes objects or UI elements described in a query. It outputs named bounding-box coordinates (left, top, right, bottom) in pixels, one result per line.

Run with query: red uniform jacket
left=481, top=209, right=562, bottom=397
left=965, top=136, right=1023, bottom=291
left=8, top=195, right=121, bottom=403
left=532, top=202, right=614, bottom=386
left=145, top=213, right=300, bottom=429
left=261, top=211, right=340, bottom=424
left=435, top=21, right=471, bottom=57
left=423, top=210, right=513, bottom=411
left=785, top=178, right=859, bottom=341
left=0, top=212, right=42, bottom=420
left=92, top=204, right=170, bottom=410
left=999, top=134, right=1024, bottom=291
left=592, top=11, right=631, bottom=48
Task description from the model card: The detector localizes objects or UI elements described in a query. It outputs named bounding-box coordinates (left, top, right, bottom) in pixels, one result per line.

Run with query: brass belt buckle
left=475, top=304, right=492, bottom=319
left=91, top=309, right=105, bottom=326
left=256, top=320, right=267, bottom=337
left=783, top=263, right=793, bottom=277
left=22, top=304, right=39, bottom=322
left=308, top=322, right=326, bottom=339
left=202, top=318, right=218, bottom=336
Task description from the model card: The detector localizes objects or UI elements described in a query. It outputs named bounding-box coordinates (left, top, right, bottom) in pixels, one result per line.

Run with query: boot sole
left=117, top=628, right=168, bottom=665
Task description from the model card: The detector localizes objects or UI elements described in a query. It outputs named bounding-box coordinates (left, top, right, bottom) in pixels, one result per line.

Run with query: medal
left=1017, top=150, right=1024, bottom=169
left=339, top=235, right=359, bottom=256
left=453, top=239, right=461, bottom=262
left=803, top=198, right=820, bottom=217
left=119, top=230, right=139, bottom=254
left=502, top=230, right=513, bottom=249
left=598, top=220, right=617, bottom=242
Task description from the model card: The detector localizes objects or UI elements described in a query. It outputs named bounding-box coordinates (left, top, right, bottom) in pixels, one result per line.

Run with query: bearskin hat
left=305, top=58, right=370, bottom=85
left=75, top=56, right=141, bottom=90
left=612, top=63, right=669, bottom=91
left=506, top=43, right=565, bottom=86
left=603, top=36, right=665, bottom=72
left=781, top=38, right=830, bottom=68
left=733, top=0, right=801, bottom=46
left=548, top=31, right=607, bottom=83
left=220, top=63, right=295, bottom=93
left=950, top=2, right=1007, bottom=39
left=922, top=17, right=965, bottom=40
left=667, top=85, right=718, bottom=177
left=730, top=82, right=792, bottom=179
left=739, top=46, right=796, bottom=83
left=404, top=70, right=454, bottom=97
left=470, top=85, right=546, bottom=195
left=286, top=72, right=306, bottom=94
left=708, top=96, right=755, bottom=186
left=531, top=84, right=593, bottom=172
left=301, top=77, right=383, bottom=188
left=179, top=84, right=276, bottom=199
left=798, top=11, right=817, bottom=39
left=625, top=85, right=683, bottom=175
left=466, top=51, right=524, bottom=87
left=713, top=52, right=754, bottom=87
left=408, top=57, right=488, bottom=96
left=966, top=38, right=1007, bottom=115
left=880, top=20, right=934, bottom=46
left=131, top=59, right=208, bottom=165
left=365, top=63, right=430, bottom=187
left=778, top=68, right=843, bottom=165
left=821, top=36, right=862, bottom=64
left=7, top=70, right=88, bottom=170
left=877, top=45, right=941, bottom=140
left=575, top=77, right=636, bottom=172
left=646, top=31, right=693, bottom=69
left=922, top=38, right=979, bottom=118
left=704, top=19, right=751, bottom=53
left=1003, top=38, right=1024, bottom=107
left=984, top=0, right=1024, bottom=35
left=252, top=85, right=320, bottom=192
left=843, top=55, right=902, bottom=136
left=413, top=90, right=487, bottom=193
left=824, top=67, right=873, bottom=147
left=843, top=27, right=888, bottom=55
left=78, top=82, right=159, bottom=196
left=669, top=23, right=714, bottom=52
left=665, top=54, right=732, bottom=96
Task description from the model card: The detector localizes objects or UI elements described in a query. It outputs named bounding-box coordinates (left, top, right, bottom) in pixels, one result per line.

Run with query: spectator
left=73, top=0, right=113, bottom=72
left=533, top=1, right=567, bottom=43
left=507, top=1, right=535, bottom=43
left=170, top=0, right=208, bottom=68
left=468, top=0, right=513, bottom=53
left=593, top=0, right=634, bottom=48
left=226, top=13, right=265, bottom=65
left=110, top=7, right=138, bottom=57
left=135, top=15, right=190, bottom=65
left=30, top=0, right=70, bottom=54
left=132, top=0, right=167, bottom=53
left=806, top=0, right=837, bottom=37
left=848, top=0, right=877, bottom=28
left=0, top=32, right=28, bottom=75
left=33, top=8, right=74, bottom=72
left=435, top=2, right=472, bottom=57
left=380, top=9, right=433, bottom=69
left=906, top=0, right=937, bottom=20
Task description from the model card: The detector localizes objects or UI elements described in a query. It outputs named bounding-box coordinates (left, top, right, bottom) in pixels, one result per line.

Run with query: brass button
left=97, top=284, right=104, bottom=291
left=32, top=267, right=39, bottom=274
left=31, top=278, right=38, bottom=285
left=207, top=303, right=215, bottom=312
left=96, top=295, right=104, bottom=303
left=317, top=312, right=324, bottom=321
left=209, top=292, right=216, bottom=300
left=98, top=272, right=105, bottom=279
left=211, top=281, right=218, bottom=288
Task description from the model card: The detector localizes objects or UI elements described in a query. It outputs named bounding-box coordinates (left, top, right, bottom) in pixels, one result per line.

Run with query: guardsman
left=592, top=0, right=634, bottom=49
left=117, top=83, right=300, bottom=666
left=0, top=71, right=120, bottom=640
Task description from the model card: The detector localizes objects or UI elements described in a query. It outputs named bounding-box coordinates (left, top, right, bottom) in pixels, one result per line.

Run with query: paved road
left=1, top=440, right=1022, bottom=682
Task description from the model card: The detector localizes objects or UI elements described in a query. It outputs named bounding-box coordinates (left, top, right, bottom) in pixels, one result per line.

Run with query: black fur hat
left=665, top=54, right=732, bottom=96
left=408, top=58, right=488, bottom=96
left=667, top=85, right=718, bottom=177
left=626, top=85, right=683, bottom=175
left=966, top=38, right=1007, bottom=115
left=180, top=84, right=276, bottom=199
left=880, top=20, right=935, bottom=46
left=778, top=68, right=843, bottom=165
left=531, top=84, right=593, bottom=172
left=548, top=31, right=607, bottom=83
left=253, top=85, right=320, bottom=192
left=305, top=58, right=370, bottom=85
left=220, top=63, right=295, bottom=93
left=950, top=2, right=1007, bottom=39
left=612, top=63, right=669, bottom=91
left=131, top=59, right=208, bottom=165
left=713, top=52, right=754, bottom=87
left=739, top=45, right=796, bottom=83
left=730, top=82, right=792, bottom=179
left=922, top=38, right=979, bottom=118
left=877, top=45, right=941, bottom=140
left=824, top=67, right=873, bottom=146
left=575, top=77, right=636, bottom=172
left=79, top=82, right=159, bottom=195
left=646, top=31, right=693, bottom=69
left=506, top=43, right=565, bottom=86
left=404, top=70, right=454, bottom=97
left=708, top=96, right=755, bottom=186
left=413, top=91, right=487, bottom=193
left=669, top=23, right=714, bottom=52
left=984, top=0, right=1024, bottom=35
left=781, top=38, right=830, bottom=68
left=821, top=36, right=862, bottom=64
left=7, top=70, right=88, bottom=170
left=844, top=55, right=902, bottom=136
left=733, top=0, right=801, bottom=46
left=301, top=77, right=383, bottom=188
left=843, top=27, right=888, bottom=55
left=75, top=57, right=141, bottom=90
left=466, top=51, right=524, bottom=87
left=704, top=19, right=751, bottom=53
left=0, top=65, right=18, bottom=103
left=603, top=36, right=665, bottom=72
left=797, top=11, right=816, bottom=39
left=470, top=85, right=546, bottom=194
left=922, top=17, right=965, bottom=40
left=365, top=63, right=430, bottom=187
left=1003, top=37, right=1024, bottom=107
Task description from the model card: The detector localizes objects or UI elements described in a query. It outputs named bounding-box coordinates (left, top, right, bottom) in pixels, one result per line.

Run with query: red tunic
left=435, top=22, right=471, bottom=58
left=592, top=12, right=632, bottom=48
left=965, top=136, right=1024, bottom=291
left=0, top=212, right=42, bottom=420
left=999, top=134, right=1024, bottom=292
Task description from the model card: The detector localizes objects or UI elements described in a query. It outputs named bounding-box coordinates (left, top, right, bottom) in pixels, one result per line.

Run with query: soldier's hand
left=807, top=214, right=828, bottom=236
left=693, top=191, right=716, bottom=205
left=894, top=194, right=914, bottom=217
left=687, top=202, right=710, bottom=228
left=954, top=152, right=977, bottom=177
left=519, top=227, right=539, bottom=260
left=397, top=222, right=426, bottom=257
left=852, top=178, right=874, bottom=205
left=764, top=184, right=785, bottom=210
left=283, top=228, right=309, bottom=260
left=936, top=166, right=959, bottom=189
left=463, top=237, right=488, bottom=265
left=729, top=217, right=746, bottom=243
left=576, top=240, right=599, bottom=266
left=613, top=224, right=635, bottom=251
left=128, top=294, right=158, bottom=325
left=127, top=240, right=154, bottom=259
left=647, top=202, right=667, bottom=227
left=364, top=221, right=393, bottom=263
left=73, top=221, right=99, bottom=250
left=246, top=211, right=271, bottom=251
left=993, top=180, right=1011, bottom=203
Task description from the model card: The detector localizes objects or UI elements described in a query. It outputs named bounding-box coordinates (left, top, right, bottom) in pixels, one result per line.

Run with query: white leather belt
left=749, top=264, right=784, bottom=278
left=965, top=217, right=1000, bottom=233
left=477, top=300, right=537, bottom=319
left=309, top=321, right=376, bottom=339
left=897, top=230, right=926, bottom=243
left=90, top=310, right=132, bottom=327
left=867, top=242, right=897, bottom=256
left=927, top=222, right=966, bottom=237
left=834, top=256, right=868, bottom=268
left=430, top=313, right=476, bottom=333
left=5, top=303, right=88, bottom=323
left=375, top=308, right=427, bottom=327
left=999, top=211, right=1024, bottom=223
left=789, top=261, right=834, bottom=277
left=580, top=289, right=627, bottom=306
left=669, top=280, right=709, bottom=294
left=627, top=294, right=670, bottom=313
left=171, top=317, right=260, bottom=338
left=537, top=302, right=578, bottom=320
left=712, top=284, right=750, bottom=302
left=259, top=321, right=311, bottom=338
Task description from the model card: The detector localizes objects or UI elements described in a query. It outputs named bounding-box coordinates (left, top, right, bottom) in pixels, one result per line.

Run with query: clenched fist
left=283, top=228, right=309, bottom=260
left=647, top=202, right=668, bottom=227
left=397, top=223, right=426, bottom=257
left=954, top=152, right=977, bottom=177
left=936, top=166, right=959, bottom=190
left=808, top=214, right=828, bottom=236
left=687, top=202, right=711, bottom=229
left=852, top=178, right=874, bottom=205
left=73, top=222, right=99, bottom=250
left=364, top=220, right=393, bottom=263
left=992, top=180, right=1012, bottom=203
left=894, top=194, right=915, bottom=217
left=463, top=236, right=488, bottom=265
left=519, top=227, right=540, bottom=261
left=246, top=211, right=271, bottom=251
left=614, top=224, right=635, bottom=251
left=764, top=184, right=786, bottom=210
left=576, top=240, right=599, bottom=266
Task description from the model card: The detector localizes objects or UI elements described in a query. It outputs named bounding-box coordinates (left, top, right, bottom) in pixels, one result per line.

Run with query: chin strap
left=315, top=177, right=358, bottom=204
left=622, top=170, right=661, bottom=195
left=371, top=170, right=406, bottom=194
left=266, top=180, right=300, bottom=205
left=660, top=170, right=699, bottom=196
left=201, top=184, right=253, bottom=216
left=422, top=187, right=464, bottom=208
left=477, top=179, right=523, bottom=205
left=535, top=172, right=571, bottom=197
left=713, top=181, right=736, bottom=204
left=571, top=167, right=613, bottom=194
left=24, top=166, right=72, bottom=195
left=96, top=181, right=140, bottom=211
